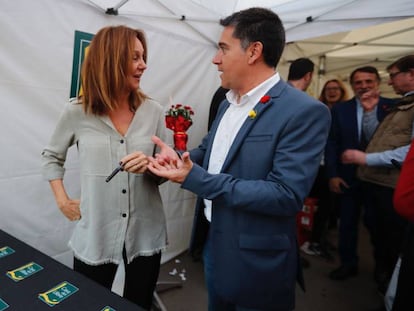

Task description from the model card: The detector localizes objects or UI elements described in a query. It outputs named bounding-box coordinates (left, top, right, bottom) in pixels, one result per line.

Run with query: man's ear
left=408, top=68, right=414, bottom=81
left=247, top=41, right=263, bottom=64
left=305, top=71, right=314, bottom=82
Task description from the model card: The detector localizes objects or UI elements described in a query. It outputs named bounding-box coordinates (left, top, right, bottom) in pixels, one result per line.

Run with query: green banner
left=70, top=30, right=94, bottom=98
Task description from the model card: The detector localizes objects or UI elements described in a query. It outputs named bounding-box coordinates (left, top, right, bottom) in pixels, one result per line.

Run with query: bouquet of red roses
left=165, top=104, right=194, bottom=151
left=165, top=104, right=194, bottom=132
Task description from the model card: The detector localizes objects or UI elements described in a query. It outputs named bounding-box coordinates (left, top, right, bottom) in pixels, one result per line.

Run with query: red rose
left=165, top=115, right=175, bottom=131
left=260, top=95, right=271, bottom=103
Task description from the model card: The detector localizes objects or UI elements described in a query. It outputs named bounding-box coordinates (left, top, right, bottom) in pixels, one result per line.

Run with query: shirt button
left=121, top=213, right=127, bottom=218
left=120, top=139, right=124, bottom=144
left=122, top=189, right=127, bottom=194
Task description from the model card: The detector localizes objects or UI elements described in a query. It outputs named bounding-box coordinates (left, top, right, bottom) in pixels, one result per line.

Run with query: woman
left=41, top=25, right=167, bottom=310
left=319, top=79, right=349, bottom=108
left=301, top=79, right=349, bottom=258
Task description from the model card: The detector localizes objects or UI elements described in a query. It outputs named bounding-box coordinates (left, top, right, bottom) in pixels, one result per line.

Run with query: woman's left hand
left=120, top=151, right=149, bottom=174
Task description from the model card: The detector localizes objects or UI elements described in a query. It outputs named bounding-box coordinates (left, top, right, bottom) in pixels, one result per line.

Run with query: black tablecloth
left=0, top=229, right=142, bottom=310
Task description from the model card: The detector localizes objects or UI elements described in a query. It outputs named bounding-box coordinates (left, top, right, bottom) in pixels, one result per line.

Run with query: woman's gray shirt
left=41, top=98, right=168, bottom=265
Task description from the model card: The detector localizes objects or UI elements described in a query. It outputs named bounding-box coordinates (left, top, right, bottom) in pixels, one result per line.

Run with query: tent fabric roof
left=279, top=16, right=414, bottom=96
left=88, top=0, right=414, bottom=43
left=89, top=0, right=414, bottom=95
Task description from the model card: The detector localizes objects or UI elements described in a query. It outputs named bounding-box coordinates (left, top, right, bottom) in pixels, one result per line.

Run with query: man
left=287, top=57, right=316, bottom=267
left=325, top=66, right=395, bottom=282
left=287, top=57, right=315, bottom=91
left=341, top=55, right=414, bottom=295
left=148, top=7, right=330, bottom=311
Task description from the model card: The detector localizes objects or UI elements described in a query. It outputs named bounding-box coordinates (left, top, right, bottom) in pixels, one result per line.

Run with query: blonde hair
left=80, top=25, right=148, bottom=115
left=319, top=79, right=349, bottom=105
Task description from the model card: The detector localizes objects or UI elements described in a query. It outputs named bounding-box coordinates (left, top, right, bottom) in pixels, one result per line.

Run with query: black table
left=0, top=229, right=142, bottom=310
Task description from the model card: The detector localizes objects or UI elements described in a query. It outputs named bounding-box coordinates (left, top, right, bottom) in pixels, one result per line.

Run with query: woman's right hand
left=58, top=198, right=81, bottom=221
left=49, top=179, right=81, bottom=221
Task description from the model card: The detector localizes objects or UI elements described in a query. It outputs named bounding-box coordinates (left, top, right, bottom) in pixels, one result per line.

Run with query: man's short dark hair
left=350, top=66, right=381, bottom=84
left=287, top=58, right=314, bottom=80
left=220, top=7, right=285, bottom=68
left=386, top=55, right=414, bottom=72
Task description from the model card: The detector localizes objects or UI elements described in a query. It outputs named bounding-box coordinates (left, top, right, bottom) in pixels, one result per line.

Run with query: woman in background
left=319, top=79, right=349, bottom=109
left=41, top=25, right=167, bottom=310
left=301, top=79, right=349, bottom=258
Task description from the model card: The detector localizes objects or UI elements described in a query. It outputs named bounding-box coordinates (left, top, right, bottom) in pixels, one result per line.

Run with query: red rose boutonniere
left=260, top=95, right=271, bottom=104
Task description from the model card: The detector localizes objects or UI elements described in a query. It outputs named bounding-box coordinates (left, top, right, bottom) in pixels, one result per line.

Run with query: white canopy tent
left=87, top=0, right=414, bottom=43
left=1, top=0, right=413, bottom=272
left=280, top=16, right=414, bottom=97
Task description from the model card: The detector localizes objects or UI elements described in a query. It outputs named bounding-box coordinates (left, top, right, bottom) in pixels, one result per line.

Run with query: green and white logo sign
left=6, top=262, right=43, bottom=282
left=38, top=281, right=79, bottom=307
left=70, top=30, right=94, bottom=98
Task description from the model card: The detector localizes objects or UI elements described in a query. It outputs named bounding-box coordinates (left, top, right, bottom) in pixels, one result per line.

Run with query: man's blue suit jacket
left=181, top=79, right=331, bottom=310
left=325, top=96, right=395, bottom=185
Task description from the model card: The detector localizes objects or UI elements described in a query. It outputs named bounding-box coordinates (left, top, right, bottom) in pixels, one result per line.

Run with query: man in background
left=287, top=57, right=315, bottom=91
left=287, top=57, right=316, bottom=269
left=325, top=66, right=395, bottom=284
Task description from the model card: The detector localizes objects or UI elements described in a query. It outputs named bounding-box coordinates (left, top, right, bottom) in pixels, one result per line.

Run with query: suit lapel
left=220, top=80, right=287, bottom=172
left=348, top=98, right=360, bottom=145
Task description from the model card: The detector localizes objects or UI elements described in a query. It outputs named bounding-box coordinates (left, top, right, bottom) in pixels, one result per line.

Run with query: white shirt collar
left=226, top=73, right=280, bottom=107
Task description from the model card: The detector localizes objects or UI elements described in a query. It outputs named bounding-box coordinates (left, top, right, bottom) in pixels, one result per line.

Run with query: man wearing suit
left=148, top=7, right=331, bottom=311
left=325, top=66, right=395, bottom=282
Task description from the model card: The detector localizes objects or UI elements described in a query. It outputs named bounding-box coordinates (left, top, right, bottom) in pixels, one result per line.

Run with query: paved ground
left=155, top=224, right=386, bottom=311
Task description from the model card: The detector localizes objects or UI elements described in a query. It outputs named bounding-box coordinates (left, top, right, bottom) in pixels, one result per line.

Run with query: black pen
left=105, top=162, right=124, bottom=182
left=175, top=149, right=183, bottom=160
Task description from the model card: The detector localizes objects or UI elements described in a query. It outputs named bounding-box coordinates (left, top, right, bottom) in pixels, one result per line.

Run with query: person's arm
left=167, top=100, right=328, bottom=219
left=181, top=102, right=330, bottom=217
left=394, top=139, right=414, bottom=223
left=49, top=179, right=80, bottom=221
left=342, top=145, right=410, bottom=167
left=343, top=119, right=414, bottom=166
left=41, top=102, right=79, bottom=220
left=365, top=145, right=410, bottom=166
